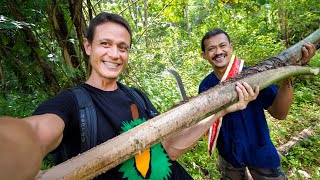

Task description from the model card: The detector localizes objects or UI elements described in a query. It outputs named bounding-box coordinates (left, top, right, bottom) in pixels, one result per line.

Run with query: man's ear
left=201, top=51, right=206, bottom=60
left=83, top=38, right=91, bottom=56
left=230, top=43, right=233, bottom=52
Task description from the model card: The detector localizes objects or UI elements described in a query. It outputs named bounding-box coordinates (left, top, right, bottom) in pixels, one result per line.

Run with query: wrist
left=284, top=77, right=294, bottom=88
left=223, top=106, right=231, bottom=115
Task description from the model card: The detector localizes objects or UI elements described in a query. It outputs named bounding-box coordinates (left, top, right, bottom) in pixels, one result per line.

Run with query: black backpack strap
left=70, top=86, right=98, bottom=153
left=131, top=88, right=159, bottom=118
left=118, top=82, right=159, bottom=119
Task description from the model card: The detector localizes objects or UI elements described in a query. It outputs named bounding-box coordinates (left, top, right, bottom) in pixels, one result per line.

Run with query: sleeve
left=258, top=84, right=278, bottom=109
left=32, top=90, right=78, bottom=131
left=198, top=81, right=208, bottom=94
left=198, top=72, right=218, bottom=94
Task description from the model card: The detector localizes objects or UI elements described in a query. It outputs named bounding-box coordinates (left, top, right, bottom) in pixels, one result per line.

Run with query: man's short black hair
left=201, top=28, right=231, bottom=52
left=86, top=12, right=132, bottom=46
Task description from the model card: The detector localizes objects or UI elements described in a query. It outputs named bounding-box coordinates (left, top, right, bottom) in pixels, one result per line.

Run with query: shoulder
left=199, top=71, right=219, bottom=93
left=118, top=82, right=160, bottom=117
left=117, top=82, right=148, bottom=99
left=35, top=89, right=77, bottom=110
left=33, top=87, right=79, bottom=123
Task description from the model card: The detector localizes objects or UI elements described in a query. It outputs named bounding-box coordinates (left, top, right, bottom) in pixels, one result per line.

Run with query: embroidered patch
left=119, top=118, right=172, bottom=180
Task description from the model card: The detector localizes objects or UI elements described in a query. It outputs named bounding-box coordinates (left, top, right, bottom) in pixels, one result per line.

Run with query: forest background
left=0, top=0, right=319, bottom=179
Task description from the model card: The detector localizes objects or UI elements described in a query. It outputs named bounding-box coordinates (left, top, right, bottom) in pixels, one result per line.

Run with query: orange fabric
left=131, top=104, right=151, bottom=177
left=130, top=104, right=139, bottom=119
left=135, top=149, right=151, bottom=178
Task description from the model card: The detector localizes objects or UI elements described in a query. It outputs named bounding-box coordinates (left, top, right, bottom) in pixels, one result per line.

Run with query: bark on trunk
left=36, top=29, right=320, bottom=179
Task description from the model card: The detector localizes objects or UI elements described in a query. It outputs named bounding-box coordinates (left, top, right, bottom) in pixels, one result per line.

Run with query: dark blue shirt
left=199, top=67, right=281, bottom=169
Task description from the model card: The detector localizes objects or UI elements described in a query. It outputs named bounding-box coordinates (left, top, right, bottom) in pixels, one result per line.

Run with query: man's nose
left=215, top=47, right=223, bottom=54
left=108, top=46, right=120, bottom=59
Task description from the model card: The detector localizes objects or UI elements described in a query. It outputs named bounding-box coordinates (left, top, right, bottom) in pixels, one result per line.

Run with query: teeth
left=103, top=62, right=119, bottom=68
left=214, top=55, right=226, bottom=61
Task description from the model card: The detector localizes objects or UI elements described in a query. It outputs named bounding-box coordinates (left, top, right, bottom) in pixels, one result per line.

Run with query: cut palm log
left=277, top=127, right=313, bottom=156
left=36, top=29, right=320, bottom=179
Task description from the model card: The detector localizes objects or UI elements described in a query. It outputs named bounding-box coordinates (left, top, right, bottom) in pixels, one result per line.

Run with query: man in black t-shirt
left=33, top=83, right=194, bottom=179
left=0, top=12, right=259, bottom=179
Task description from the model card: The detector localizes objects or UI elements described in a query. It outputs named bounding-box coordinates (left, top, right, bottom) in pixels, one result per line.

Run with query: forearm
left=162, top=110, right=227, bottom=160
left=0, top=117, right=43, bottom=180
left=22, top=114, right=64, bottom=155
left=268, top=42, right=316, bottom=118
left=268, top=78, right=294, bottom=119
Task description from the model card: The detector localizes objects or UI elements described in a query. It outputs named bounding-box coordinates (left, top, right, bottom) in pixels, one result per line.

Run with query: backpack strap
left=70, top=86, right=97, bottom=153
left=118, top=82, right=159, bottom=119
left=51, top=86, right=97, bottom=164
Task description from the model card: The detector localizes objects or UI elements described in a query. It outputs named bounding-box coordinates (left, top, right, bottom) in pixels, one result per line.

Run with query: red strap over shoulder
left=207, top=55, right=244, bottom=156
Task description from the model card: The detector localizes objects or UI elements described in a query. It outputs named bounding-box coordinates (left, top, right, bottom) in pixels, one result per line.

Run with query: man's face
left=84, top=21, right=131, bottom=81
left=202, top=33, right=233, bottom=71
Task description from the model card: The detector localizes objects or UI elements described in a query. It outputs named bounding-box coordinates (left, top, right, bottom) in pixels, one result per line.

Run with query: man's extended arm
left=267, top=42, right=316, bottom=119
left=0, top=114, right=64, bottom=179
left=162, top=82, right=259, bottom=160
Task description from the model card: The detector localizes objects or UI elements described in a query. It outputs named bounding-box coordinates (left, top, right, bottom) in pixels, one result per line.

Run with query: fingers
left=301, top=42, right=316, bottom=65
left=226, top=82, right=259, bottom=113
left=254, top=86, right=260, bottom=97
left=242, top=82, right=254, bottom=101
left=226, top=85, right=245, bottom=113
left=234, top=82, right=248, bottom=111
left=235, top=82, right=259, bottom=110
left=236, top=82, right=249, bottom=101
left=303, top=42, right=316, bottom=54
left=245, top=82, right=259, bottom=99
left=236, top=82, right=258, bottom=102
left=235, top=84, right=244, bottom=101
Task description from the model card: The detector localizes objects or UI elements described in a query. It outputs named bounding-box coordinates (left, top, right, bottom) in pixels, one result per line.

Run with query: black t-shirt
left=33, top=83, right=193, bottom=180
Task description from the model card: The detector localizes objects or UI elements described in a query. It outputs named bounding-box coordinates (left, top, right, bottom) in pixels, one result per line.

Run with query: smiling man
left=84, top=20, right=130, bottom=90
left=0, top=13, right=260, bottom=179
left=199, top=28, right=316, bottom=180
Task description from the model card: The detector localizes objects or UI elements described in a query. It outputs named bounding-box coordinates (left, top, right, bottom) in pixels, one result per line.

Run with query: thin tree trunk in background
left=0, top=61, right=6, bottom=99
left=284, top=13, right=289, bottom=48
left=36, top=29, right=320, bottom=180
left=47, top=0, right=82, bottom=85
left=184, top=3, right=190, bottom=33
left=86, top=0, right=93, bottom=21
left=6, top=0, right=60, bottom=95
left=128, top=0, right=139, bottom=30
left=278, top=4, right=289, bottom=48
left=68, top=0, right=89, bottom=79
left=246, top=1, right=250, bottom=34
left=143, top=0, right=149, bottom=47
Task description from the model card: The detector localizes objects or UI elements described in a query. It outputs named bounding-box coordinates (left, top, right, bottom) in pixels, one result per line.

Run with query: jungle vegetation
left=0, top=0, right=319, bottom=179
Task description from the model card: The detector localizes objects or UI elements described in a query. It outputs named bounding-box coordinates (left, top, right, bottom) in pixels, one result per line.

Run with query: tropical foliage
left=1, top=0, right=319, bottom=179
